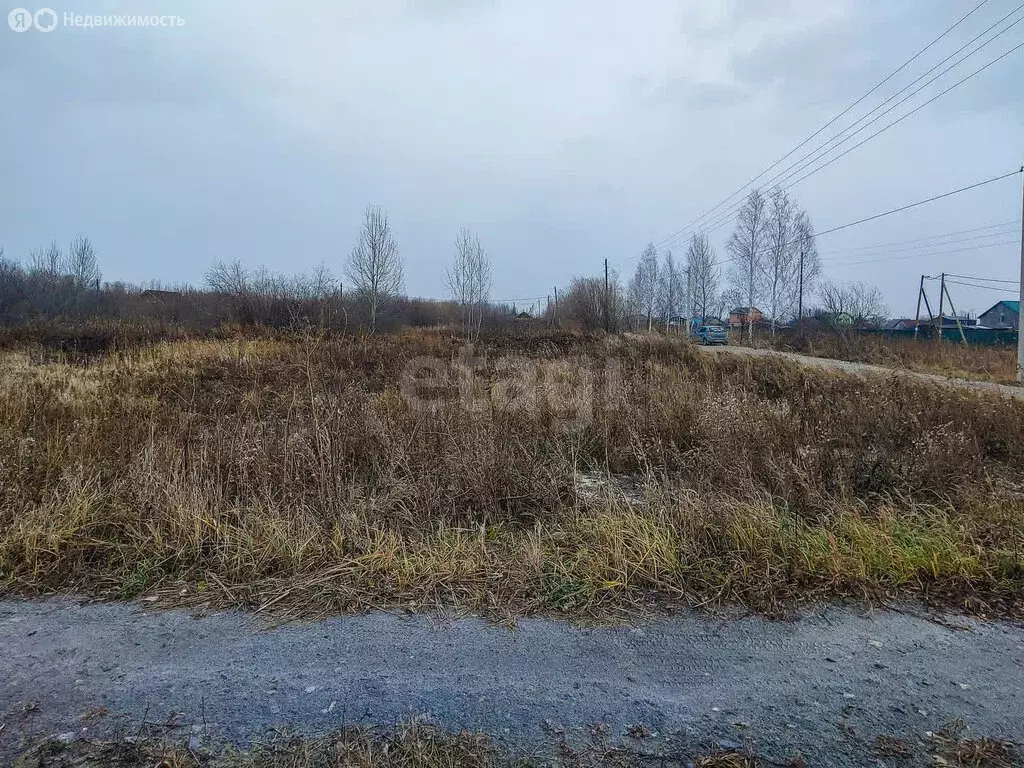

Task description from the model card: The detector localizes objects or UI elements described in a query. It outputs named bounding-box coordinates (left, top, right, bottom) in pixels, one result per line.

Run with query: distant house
left=140, top=289, right=181, bottom=303
left=922, top=314, right=974, bottom=330
left=885, top=318, right=917, bottom=331
left=728, top=306, right=763, bottom=328
left=978, top=300, right=1019, bottom=330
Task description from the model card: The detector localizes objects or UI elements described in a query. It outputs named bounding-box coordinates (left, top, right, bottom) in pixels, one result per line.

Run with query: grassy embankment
left=14, top=721, right=1020, bottom=768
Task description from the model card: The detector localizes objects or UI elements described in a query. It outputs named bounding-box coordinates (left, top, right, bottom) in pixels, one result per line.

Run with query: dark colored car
left=693, top=324, right=728, bottom=345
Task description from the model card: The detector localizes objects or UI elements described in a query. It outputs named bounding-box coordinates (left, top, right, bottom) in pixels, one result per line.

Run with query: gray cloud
left=1, top=0, right=1021, bottom=316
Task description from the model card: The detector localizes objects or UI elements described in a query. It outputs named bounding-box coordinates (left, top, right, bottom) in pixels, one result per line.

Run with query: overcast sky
left=1, top=0, right=1021, bottom=316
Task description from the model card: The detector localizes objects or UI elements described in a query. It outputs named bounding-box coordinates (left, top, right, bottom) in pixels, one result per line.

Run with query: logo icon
left=33, top=7, right=55, bottom=30
left=8, top=7, right=33, bottom=30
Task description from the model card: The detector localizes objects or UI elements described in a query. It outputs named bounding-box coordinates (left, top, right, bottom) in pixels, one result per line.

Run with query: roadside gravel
left=2, top=599, right=1022, bottom=765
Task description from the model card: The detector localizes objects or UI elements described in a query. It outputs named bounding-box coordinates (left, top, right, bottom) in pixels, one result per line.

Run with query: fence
left=868, top=326, right=1018, bottom=347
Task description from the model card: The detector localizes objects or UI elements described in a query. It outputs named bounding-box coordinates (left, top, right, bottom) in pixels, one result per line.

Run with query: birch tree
left=27, top=241, right=64, bottom=276
left=763, top=188, right=797, bottom=331
left=629, top=242, right=659, bottom=331
left=657, top=250, right=682, bottom=330
left=792, top=209, right=820, bottom=318
left=346, top=205, right=403, bottom=332
left=727, top=189, right=768, bottom=341
left=444, top=227, right=492, bottom=339
left=68, top=235, right=101, bottom=291
left=686, top=232, right=719, bottom=321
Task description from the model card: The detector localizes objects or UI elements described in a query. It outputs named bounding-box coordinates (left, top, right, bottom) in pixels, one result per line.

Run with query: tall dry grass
left=757, top=330, right=1018, bottom=385
left=0, top=329, right=1022, bottom=617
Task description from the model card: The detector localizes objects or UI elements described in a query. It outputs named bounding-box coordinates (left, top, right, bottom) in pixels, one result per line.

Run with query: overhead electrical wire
left=687, top=19, right=1024, bottom=241
left=671, top=168, right=1023, bottom=273
left=652, top=0, right=993, bottom=250
left=815, top=219, right=1019, bottom=256
left=945, top=272, right=1021, bottom=284
left=664, top=4, right=1024, bottom=246
left=817, top=228, right=1018, bottom=258
left=946, top=278, right=1020, bottom=291
left=771, top=38, right=1024, bottom=199
left=824, top=239, right=1019, bottom=267
left=808, top=168, right=1023, bottom=242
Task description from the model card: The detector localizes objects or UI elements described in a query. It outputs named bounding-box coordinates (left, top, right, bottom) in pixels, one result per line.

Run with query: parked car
left=692, top=324, right=728, bottom=345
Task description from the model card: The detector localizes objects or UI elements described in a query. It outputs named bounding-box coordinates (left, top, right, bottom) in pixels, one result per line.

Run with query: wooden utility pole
left=1018, top=168, right=1024, bottom=383
left=797, top=249, right=805, bottom=322
left=937, top=272, right=946, bottom=342
left=941, top=280, right=968, bottom=346
left=913, top=275, right=925, bottom=340
left=553, top=287, right=558, bottom=327
left=603, top=258, right=610, bottom=332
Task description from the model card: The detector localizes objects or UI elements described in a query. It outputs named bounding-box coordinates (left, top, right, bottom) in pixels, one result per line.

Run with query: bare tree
left=346, top=205, right=403, bottom=332
left=68, top=235, right=101, bottom=291
left=307, top=261, right=338, bottom=301
left=27, top=240, right=64, bottom=276
left=656, top=250, right=683, bottom=330
left=717, top=287, right=745, bottom=323
left=762, top=189, right=821, bottom=329
left=205, top=259, right=250, bottom=296
left=558, top=276, right=605, bottom=330
left=763, top=188, right=794, bottom=331
left=727, top=189, right=768, bottom=341
left=816, top=280, right=887, bottom=327
left=686, top=233, right=719, bottom=321
left=792, top=209, right=820, bottom=317
left=444, top=227, right=492, bottom=339
left=629, top=243, right=659, bottom=331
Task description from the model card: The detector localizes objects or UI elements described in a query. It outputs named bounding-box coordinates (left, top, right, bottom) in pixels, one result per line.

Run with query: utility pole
left=797, top=249, right=805, bottom=322
left=685, top=267, right=691, bottom=322
left=937, top=272, right=946, bottom=342
left=913, top=275, right=925, bottom=340
left=553, top=287, right=558, bottom=327
left=1018, top=167, right=1024, bottom=383
left=942, top=280, right=968, bottom=346
left=666, top=267, right=674, bottom=332
left=604, top=258, right=610, bottom=332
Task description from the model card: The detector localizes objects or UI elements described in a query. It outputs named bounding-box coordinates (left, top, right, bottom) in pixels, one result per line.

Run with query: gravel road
left=2, top=599, right=1022, bottom=765
left=697, top=344, right=1024, bottom=399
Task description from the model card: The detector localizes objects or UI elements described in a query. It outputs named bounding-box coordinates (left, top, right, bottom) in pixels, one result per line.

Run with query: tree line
left=0, top=195, right=887, bottom=337
left=0, top=206, right=499, bottom=336
left=554, top=186, right=887, bottom=334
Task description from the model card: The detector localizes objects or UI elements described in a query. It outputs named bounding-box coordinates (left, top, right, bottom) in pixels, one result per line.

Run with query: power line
left=697, top=168, right=1022, bottom=273
left=813, top=168, right=1023, bottom=240
left=815, top=219, right=1019, bottom=255
left=666, top=8, right=1024, bottom=245
left=946, top=278, right=1020, bottom=291
left=946, top=272, right=1021, bottom=284
left=828, top=239, right=1019, bottom=267
left=777, top=38, right=1024, bottom=197
left=653, top=0, right=992, bottom=249
left=687, top=6, right=1024, bottom=240
left=817, top=227, right=1019, bottom=258
left=690, top=20, right=1024, bottom=240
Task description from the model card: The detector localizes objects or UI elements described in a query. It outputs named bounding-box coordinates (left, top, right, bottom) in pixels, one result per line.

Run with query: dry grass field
left=1, top=329, right=1023, bottom=618
left=754, top=331, right=1019, bottom=386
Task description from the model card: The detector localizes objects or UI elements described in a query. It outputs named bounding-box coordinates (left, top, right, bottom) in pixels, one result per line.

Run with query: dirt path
left=2, top=599, right=1022, bottom=765
left=697, top=344, right=1024, bottom=398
